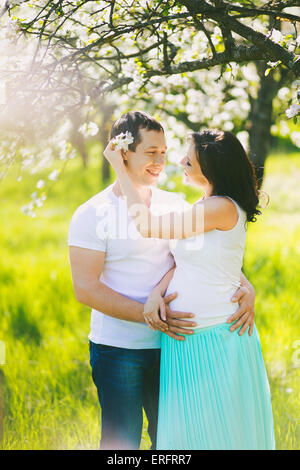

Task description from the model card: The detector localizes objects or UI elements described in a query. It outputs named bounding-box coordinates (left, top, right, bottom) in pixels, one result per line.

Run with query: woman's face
left=180, top=141, right=211, bottom=190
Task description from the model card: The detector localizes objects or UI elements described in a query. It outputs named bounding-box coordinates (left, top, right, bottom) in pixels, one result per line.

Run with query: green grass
left=0, top=150, right=299, bottom=449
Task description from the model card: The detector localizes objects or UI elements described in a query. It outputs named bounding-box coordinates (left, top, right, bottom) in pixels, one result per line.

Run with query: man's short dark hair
left=110, top=111, right=164, bottom=152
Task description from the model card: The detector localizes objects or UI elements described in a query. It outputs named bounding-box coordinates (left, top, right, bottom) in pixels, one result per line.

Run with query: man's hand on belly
left=227, top=281, right=255, bottom=336
left=164, top=294, right=197, bottom=341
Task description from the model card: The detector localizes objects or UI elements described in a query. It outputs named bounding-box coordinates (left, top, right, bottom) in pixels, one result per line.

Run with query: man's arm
left=69, top=246, right=146, bottom=322
left=69, top=246, right=194, bottom=339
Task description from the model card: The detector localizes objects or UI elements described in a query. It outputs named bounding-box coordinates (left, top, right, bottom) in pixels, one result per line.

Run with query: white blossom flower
left=57, top=140, right=76, bottom=160
left=223, top=121, right=234, bottom=131
left=112, top=131, right=134, bottom=151
left=267, top=60, right=280, bottom=69
left=269, top=29, right=284, bottom=44
left=278, top=120, right=290, bottom=136
left=35, top=198, right=44, bottom=208
left=291, top=132, right=300, bottom=148
left=48, top=169, right=59, bottom=181
left=21, top=205, right=30, bottom=215
left=21, top=203, right=36, bottom=217
left=78, top=121, right=99, bottom=137
left=36, top=179, right=45, bottom=189
left=285, top=104, right=300, bottom=119
left=4, top=18, right=20, bottom=42
left=278, top=87, right=290, bottom=100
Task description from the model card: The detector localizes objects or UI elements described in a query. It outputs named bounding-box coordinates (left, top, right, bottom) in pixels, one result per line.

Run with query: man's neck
left=112, top=180, right=153, bottom=207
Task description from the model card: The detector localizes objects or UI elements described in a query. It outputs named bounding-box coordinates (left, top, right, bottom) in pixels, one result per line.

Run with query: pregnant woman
left=104, top=128, right=275, bottom=450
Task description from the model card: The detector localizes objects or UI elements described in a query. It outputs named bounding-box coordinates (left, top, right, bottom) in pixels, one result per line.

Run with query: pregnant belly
left=165, top=275, right=238, bottom=319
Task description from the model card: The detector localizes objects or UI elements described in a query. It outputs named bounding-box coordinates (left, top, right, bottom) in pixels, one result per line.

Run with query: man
left=68, top=111, right=255, bottom=450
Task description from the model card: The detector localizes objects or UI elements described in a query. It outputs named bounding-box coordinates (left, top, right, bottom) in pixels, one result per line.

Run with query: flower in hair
left=112, top=131, right=134, bottom=151
left=285, top=103, right=300, bottom=119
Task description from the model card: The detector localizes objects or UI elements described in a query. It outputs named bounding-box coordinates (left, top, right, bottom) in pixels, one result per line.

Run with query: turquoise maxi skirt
left=157, top=322, right=275, bottom=450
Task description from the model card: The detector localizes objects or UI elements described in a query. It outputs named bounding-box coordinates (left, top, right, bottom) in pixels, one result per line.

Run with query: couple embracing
left=68, top=111, right=275, bottom=450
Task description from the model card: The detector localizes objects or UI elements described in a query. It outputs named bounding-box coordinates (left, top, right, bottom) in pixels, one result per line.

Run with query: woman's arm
left=104, top=142, right=237, bottom=239
left=143, top=266, right=176, bottom=331
left=153, top=266, right=176, bottom=298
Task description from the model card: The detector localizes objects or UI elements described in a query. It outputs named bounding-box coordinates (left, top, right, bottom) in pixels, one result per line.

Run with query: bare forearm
left=77, top=280, right=145, bottom=323
left=153, top=267, right=176, bottom=297
left=116, top=166, right=153, bottom=235
left=117, top=165, right=145, bottom=209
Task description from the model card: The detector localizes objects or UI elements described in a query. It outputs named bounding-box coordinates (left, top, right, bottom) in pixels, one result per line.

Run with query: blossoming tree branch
left=0, top=0, right=299, bottom=216
left=2, top=1, right=299, bottom=104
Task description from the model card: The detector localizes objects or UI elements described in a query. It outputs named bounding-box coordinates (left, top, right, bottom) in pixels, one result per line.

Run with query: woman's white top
left=165, top=196, right=247, bottom=329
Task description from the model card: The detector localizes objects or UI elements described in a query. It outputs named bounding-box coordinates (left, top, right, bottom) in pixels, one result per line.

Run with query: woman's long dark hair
left=191, top=129, right=261, bottom=223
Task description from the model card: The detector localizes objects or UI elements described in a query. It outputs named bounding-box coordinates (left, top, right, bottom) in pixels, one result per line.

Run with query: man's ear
left=121, top=149, right=128, bottom=165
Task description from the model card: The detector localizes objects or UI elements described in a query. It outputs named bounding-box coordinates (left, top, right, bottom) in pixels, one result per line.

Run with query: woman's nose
left=180, top=157, right=185, bottom=166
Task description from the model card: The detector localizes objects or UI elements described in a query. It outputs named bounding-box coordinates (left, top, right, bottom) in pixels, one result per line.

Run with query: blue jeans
left=89, top=341, right=161, bottom=450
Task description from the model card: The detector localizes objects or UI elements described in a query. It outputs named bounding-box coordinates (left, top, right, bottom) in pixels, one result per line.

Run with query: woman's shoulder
left=198, top=195, right=236, bottom=211
left=200, top=196, right=243, bottom=231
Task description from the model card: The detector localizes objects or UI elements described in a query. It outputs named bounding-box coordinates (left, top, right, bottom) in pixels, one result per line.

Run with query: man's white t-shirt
left=68, top=183, right=190, bottom=349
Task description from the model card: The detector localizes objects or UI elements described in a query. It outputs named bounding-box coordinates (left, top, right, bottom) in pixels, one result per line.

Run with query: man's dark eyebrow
left=146, top=146, right=167, bottom=150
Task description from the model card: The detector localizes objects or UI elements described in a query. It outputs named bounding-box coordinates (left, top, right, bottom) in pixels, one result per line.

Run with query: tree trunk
left=69, top=110, right=90, bottom=168
left=248, top=61, right=280, bottom=188
left=98, top=103, right=116, bottom=183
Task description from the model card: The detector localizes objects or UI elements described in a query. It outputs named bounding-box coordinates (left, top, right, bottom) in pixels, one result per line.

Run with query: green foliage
left=0, top=151, right=299, bottom=449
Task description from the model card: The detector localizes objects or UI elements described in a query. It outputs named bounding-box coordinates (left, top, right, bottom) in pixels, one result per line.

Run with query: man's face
left=123, top=129, right=167, bottom=186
